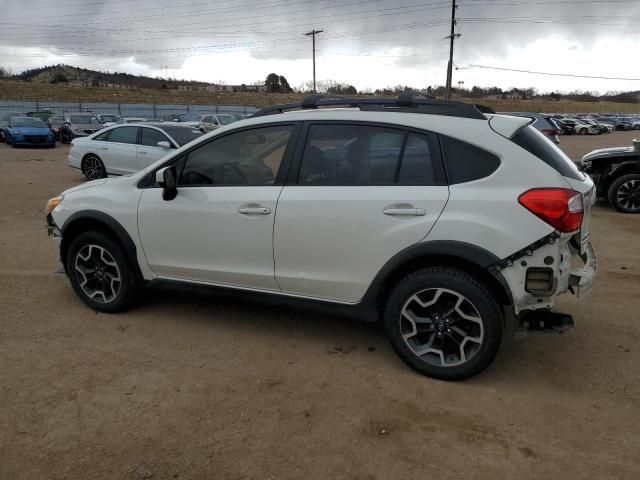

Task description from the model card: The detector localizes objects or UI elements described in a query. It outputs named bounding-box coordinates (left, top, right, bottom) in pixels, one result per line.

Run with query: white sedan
left=68, top=123, right=203, bottom=180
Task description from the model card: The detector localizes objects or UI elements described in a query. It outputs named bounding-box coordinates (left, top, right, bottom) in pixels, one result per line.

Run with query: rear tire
left=579, top=128, right=588, bottom=135
left=608, top=173, right=640, bottom=214
left=383, top=266, right=503, bottom=380
left=65, top=231, right=138, bottom=313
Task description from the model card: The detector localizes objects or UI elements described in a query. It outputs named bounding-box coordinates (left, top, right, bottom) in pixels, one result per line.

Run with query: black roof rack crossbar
left=251, top=94, right=489, bottom=120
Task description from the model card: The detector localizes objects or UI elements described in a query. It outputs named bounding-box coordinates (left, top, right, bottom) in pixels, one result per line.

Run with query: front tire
left=579, top=128, right=588, bottom=135
left=384, top=266, right=503, bottom=380
left=65, top=231, right=138, bottom=313
left=82, top=155, right=107, bottom=180
left=608, top=173, right=640, bottom=213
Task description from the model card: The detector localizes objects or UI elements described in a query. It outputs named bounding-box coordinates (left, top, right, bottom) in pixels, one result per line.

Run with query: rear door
left=137, top=127, right=172, bottom=169
left=273, top=122, right=450, bottom=303
left=100, top=126, right=140, bottom=174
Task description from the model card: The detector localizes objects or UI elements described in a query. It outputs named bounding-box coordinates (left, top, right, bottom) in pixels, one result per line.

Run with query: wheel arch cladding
left=60, top=210, right=142, bottom=280
left=363, top=241, right=513, bottom=310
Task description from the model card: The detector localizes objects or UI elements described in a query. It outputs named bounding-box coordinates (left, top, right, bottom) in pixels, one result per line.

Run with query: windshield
left=178, top=114, right=200, bottom=122
left=217, top=115, right=233, bottom=125
left=160, top=126, right=203, bottom=146
left=12, top=117, right=47, bottom=128
left=71, top=115, right=100, bottom=125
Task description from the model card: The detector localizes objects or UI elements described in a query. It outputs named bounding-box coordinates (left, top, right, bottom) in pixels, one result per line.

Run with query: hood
left=62, top=179, right=108, bottom=196
left=10, top=126, right=52, bottom=135
left=581, top=145, right=639, bottom=162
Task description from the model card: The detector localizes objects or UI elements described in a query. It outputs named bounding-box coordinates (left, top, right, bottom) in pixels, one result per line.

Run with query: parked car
left=567, top=118, right=600, bottom=135
left=499, top=112, right=560, bottom=144
left=96, top=114, right=121, bottom=127
left=5, top=116, right=55, bottom=148
left=599, top=117, right=632, bottom=131
left=67, top=123, right=203, bottom=179
left=553, top=119, right=576, bottom=136
left=0, top=111, right=21, bottom=142
left=198, top=114, right=235, bottom=132
left=49, top=115, right=65, bottom=140
left=582, top=119, right=612, bottom=134
left=25, top=110, right=55, bottom=123
left=581, top=139, right=640, bottom=213
left=60, top=113, right=103, bottom=143
left=617, top=117, right=640, bottom=130
left=46, top=95, right=596, bottom=380
left=163, top=113, right=201, bottom=128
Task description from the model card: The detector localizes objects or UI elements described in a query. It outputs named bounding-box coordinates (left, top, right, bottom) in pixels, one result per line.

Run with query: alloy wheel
left=84, top=156, right=104, bottom=180
left=74, top=244, right=122, bottom=303
left=400, top=288, right=484, bottom=367
left=617, top=179, right=640, bottom=212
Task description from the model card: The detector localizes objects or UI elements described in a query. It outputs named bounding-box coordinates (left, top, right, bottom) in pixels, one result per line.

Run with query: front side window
left=107, top=126, right=139, bottom=144
left=140, top=127, right=169, bottom=147
left=179, top=125, right=293, bottom=186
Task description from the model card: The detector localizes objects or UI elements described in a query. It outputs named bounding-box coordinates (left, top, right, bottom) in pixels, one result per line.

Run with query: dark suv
left=60, top=113, right=102, bottom=143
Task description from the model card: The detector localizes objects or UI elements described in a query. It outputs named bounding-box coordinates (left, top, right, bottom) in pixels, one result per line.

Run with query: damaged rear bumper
left=569, top=242, right=597, bottom=298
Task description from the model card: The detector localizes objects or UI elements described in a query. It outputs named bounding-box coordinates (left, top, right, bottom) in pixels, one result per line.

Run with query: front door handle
left=138, top=150, right=147, bottom=155
left=99, top=146, right=108, bottom=150
left=238, top=205, right=271, bottom=215
left=383, top=205, right=426, bottom=216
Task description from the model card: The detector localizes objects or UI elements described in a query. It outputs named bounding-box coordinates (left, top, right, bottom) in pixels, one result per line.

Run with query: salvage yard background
left=1, top=132, right=639, bottom=479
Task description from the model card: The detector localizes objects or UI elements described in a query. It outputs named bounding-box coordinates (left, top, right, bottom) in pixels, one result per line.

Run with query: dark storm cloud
left=0, top=0, right=638, bottom=72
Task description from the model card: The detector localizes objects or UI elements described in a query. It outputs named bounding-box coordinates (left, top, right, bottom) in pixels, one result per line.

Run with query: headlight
left=45, top=195, right=64, bottom=216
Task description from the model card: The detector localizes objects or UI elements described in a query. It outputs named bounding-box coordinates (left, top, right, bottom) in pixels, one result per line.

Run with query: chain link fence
left=0, top=100, right=258, bottom=119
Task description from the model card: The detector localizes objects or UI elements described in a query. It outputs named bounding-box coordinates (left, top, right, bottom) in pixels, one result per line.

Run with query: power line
left=460, top=64, right=640, bottom=81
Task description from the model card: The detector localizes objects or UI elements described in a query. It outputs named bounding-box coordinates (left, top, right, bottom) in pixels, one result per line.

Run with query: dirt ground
left=1, top=131, right=639, bottom=480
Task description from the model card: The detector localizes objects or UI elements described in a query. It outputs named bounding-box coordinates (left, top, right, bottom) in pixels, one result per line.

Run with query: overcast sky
left=1, top=0, right=639, bottom=93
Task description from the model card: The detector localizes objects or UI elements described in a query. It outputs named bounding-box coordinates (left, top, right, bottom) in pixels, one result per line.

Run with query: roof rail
left=251, top=93, right=490, bottom=120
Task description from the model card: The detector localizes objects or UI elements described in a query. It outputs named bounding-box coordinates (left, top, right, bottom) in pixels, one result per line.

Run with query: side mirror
left=157, top=141, right=171, bottom=150
left=156, top=166, right=178, bottom=201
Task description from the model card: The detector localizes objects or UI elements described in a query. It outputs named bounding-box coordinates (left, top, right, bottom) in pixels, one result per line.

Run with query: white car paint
left=67, top=124, right=176, bottom=177
left=52, top=108, right=594, bottom=311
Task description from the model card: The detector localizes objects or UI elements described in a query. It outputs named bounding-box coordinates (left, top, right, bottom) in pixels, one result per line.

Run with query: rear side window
left=440, top=135, right=500, bottom=184
left=107, top=126, right=138, bottom=145
left=511, top=126, right=583, bottom=181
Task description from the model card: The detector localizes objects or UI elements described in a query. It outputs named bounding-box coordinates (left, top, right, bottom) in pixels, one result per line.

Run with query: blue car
left=5, top=116, right=56, bottom=148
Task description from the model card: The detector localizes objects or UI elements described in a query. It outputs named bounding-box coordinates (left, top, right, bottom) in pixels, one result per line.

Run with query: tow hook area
left=515, top=310, right=575, bottom=338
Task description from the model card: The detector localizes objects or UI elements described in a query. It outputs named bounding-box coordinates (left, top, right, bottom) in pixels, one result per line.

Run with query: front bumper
left=46, top=213, right=62, bottom=240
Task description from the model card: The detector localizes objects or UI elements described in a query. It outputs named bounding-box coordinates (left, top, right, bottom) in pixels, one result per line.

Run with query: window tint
left=299, top=124, right=405, bottom=185
left=94, top=130, right=110, bottom=141
left=440, top=135, right=501, bottom=184
left=398, top=133, right=438, bottom=185
left=107, top=126, right=138, bottom=145
left=160, top=126, right=203, bottom=146
left=140, top=127, right=169, bottom=147
left=511, top=126, right=583, bottom=181
left=179, top=126, right=293, bottom=186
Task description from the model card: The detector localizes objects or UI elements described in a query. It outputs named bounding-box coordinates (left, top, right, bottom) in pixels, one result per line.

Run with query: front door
left=137, top=123, right=296, bottom=291
left=274, top=123, right=450, bottom=303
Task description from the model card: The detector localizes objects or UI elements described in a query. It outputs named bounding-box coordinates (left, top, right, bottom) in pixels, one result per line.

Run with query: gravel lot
left=1, top=131, right=639, bottom=480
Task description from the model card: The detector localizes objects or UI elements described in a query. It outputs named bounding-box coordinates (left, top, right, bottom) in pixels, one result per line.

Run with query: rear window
left=511, top=126, right=583, bottom=181
left=440, top=135, right=501, bottom=184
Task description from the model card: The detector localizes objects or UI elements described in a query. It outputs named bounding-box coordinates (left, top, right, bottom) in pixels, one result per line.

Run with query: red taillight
left=518, top=188, right=584, bottom=233
left=541, top=128, right=560, bottom=136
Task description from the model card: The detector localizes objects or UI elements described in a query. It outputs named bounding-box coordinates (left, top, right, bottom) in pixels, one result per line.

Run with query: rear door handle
left=238, top=205, right=271, bottom=215
left=383, top=206, right=426, bottom=216
left=99, top=146, right=108, bottom=150
left=138, top=150, right=147, bottom=155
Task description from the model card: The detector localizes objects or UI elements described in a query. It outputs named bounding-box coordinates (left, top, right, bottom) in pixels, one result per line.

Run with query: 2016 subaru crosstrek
left=45, top=95, right=597, bottom=380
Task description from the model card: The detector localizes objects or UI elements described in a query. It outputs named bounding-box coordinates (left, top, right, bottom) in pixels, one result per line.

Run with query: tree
left=50, top=73, right=68, bottom=84
left=265, top=73, right=293, bottom=93
left=0, top=66, right=10, bottom=78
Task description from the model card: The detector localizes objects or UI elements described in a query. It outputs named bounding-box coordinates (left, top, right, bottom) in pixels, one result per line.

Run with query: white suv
left=45, top=95, right=597, bottom=380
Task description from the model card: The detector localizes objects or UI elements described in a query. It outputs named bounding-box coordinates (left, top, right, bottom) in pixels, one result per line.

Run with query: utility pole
left=445, top=0, right=461, bottom=100
left=304, top=29, right=323, bottom=93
